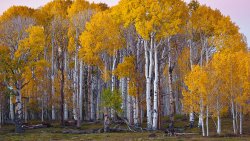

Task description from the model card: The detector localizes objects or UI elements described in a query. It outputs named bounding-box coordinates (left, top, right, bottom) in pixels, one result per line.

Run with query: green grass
left=0, top=116, right=250, bottom=141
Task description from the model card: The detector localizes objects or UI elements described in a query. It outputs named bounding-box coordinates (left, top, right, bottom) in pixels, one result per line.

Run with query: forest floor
left=0, top=116, right=250, bottom=141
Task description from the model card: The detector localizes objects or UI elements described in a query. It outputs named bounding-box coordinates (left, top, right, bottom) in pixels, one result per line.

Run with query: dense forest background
left=0, top=0, right=249, bottom=137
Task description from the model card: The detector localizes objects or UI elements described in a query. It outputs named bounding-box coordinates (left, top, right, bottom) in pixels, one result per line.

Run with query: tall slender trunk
left=235, top=104, right=238, bottom=132
left=239, top=106, right=242, bottom=135
left=168, top=38, right=175, bottom=131
left=216, top=98, right=221, bottom=134
left=73, top=51, right=78, bottom=120
left=51, top=34, right=56, bottom=121
left=200, top=100, right=205, bottom=136
left=189, top=38, right=194, bottom=128
left=127, top=78, right=131, bottom=124
left=60, top=59, right=65, bottom=126
left=15, top=88, right=23, bottom=133
left=64, top=102, right=68, bottom=120
left=10, top=96, right=14, bottom=121
left=64, top=51, right=68, bottom=121
left=198, top=44, right=204, bottom=130
left=144, top=38, right=153, bottom=130
left=90, top=76, right=95, bottom=121
left=231, top=101, right=236, bottom=134
left=121, top=78, right=127, bottom=117
left=133, top=97, right=138, bottom=125
left=96, top=72, right=101, bottom=120
left=206, top=106, right=209, bottom=136
left=111, top=56, right=117, bottom=119
left=79, top=61, right=83, bottom=121
left=153, top=42, right=159, bottom=130
left=87, top=66, right=92, bottom=121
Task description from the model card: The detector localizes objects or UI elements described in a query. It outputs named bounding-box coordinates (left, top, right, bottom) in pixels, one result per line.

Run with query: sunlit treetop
left=0, top=6, right=35, bottom=23
left=39, top=0, right=72, bottom=21
left=79, top=10, right=125, bottom=68
left=67, top=0, right=91, bottom=17
left=118, top=0, right=188, bottom=40
left=191, top=5, right=223, bottom=37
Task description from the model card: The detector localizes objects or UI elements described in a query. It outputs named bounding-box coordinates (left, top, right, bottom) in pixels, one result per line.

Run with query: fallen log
left=22, top=124, right=48, bottom=129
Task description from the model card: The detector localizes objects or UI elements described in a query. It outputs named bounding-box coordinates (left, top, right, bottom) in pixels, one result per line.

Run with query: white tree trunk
left=51, top=34, right=56, bottom=120
left=127, top=78, right=132, bottom=124
left=96, top=75, right=101, bottom=120
left=16, top=89, right=22, bottom=125
left=189, top=39, right=194, bottom=129
left=10, top=96, right=14, bottom=121
left=231, top=101, right=236, bottom=134
left=240, top=107, right=242, bottom=135
left=121, top=78, right=127, bottom=117
left=216, top=98, right=221, bottom=134
left=144, top=39, right=153, bottom=129
left=90, top=78, right=95, bottom=120
left=206, top=106, right=209, bottom=136
left=73, top=52, right=78, bottom=120
left=79, top=61, right=83, bottom=120
left=133, top=97, right=136, bottom=125
left=217, top=111, right=221, bottom=134
left=236, top=104, right=239, bottom=132
left=200, top=100, right=205, bottom=136
left=64, top=103, right=68, bottom=120
left=152, top=43, right=159, bottom=130
left=111, top=56, right=117, bottom=119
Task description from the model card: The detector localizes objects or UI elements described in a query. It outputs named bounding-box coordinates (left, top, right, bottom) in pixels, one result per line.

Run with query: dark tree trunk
left=60, top=56, right=65, bottom=126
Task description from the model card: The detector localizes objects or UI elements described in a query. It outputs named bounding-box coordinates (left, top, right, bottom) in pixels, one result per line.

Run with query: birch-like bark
left=198, top=45, right=204, bottom=129
left=51, top=33, right=56, bottom=120
left=133, top=97, right=137, bottom=124
left=239, top=106, right=242, bottom=135
left=206, top=106, right=209, bottom=136
left=235, top=104, right=238, bottom=132
left=64, top=51, right=68, bottom=121
left=10, top=96, right=14, bottom=121
left=121, top=78, right=127, bottom=117
left=168, top=38, right=175, bottom=131
left=216, top=98, right=221, bottom=134
left=111, top=56, right=117, bottom=119
left=152, top=41, right=159, bottom=130
left=231, top=101, right=236, bottom=134
left=87, top=66, right=92, bottom=120
left=90, top=75, right=96, bottom=121
left=60, top=51, right=65, bottom=126
left=96, top=72, right=101, bottom=120
left=64, top=102, right=68, bottom=120
left=15, top=87, right=23, bottom=133
left=200, top=100, right=205, bottom=136
left=127, top=78, right=132, bottom=124
left=79, top=61, right=83, bottom=121
left=144, top=39, right=153, bottom=129
left=189, top=39, right=194, bottom=127
left=73, top=50, right=78, bottom=120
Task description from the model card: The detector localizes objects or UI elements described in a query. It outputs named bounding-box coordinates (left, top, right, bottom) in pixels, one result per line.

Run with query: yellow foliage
left=0, top=6, right=35, bottom=23
left=119, top=0, right=188, bottom=40
left=16, top=26, right=45, bottom=60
